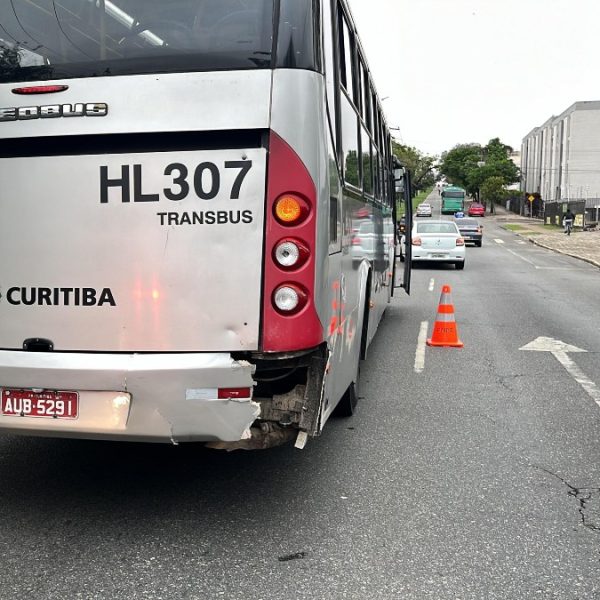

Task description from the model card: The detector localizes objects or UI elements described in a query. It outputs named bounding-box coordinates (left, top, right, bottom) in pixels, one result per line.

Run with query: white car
left=416, top=203, right=433, bottom=217
left=406, top=220, right=466, bottom=269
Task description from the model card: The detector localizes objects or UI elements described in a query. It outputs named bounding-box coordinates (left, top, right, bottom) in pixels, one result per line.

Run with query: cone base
left=426, top=339, right=463, bottom=348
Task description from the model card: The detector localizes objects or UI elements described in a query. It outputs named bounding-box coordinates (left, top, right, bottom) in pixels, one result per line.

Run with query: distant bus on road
left=441, top=186, right=466, bottom=215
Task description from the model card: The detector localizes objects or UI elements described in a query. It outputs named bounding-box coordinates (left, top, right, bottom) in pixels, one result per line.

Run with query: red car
left=468, top=202, right=485, bottom=217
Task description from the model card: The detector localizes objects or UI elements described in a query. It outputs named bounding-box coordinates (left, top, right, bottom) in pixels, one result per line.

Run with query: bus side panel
left=270, top=70, right=364, bottom=424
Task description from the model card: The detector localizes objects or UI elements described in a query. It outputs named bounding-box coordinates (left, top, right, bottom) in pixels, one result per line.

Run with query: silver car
left=406, top=220, right=466, bottom=269
left=416, top=203, right=433, bottom=217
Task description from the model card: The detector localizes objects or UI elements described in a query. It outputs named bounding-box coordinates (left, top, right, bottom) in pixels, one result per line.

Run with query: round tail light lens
left=273, top=284, right=308, bottom=315
left=274, top=194, right=308, bottom=225
left=273, top=239, right=309, bottom=270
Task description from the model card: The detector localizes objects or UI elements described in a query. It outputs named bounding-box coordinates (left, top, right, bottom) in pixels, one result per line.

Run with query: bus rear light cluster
left=273, top=284, right=308, bottom=315
left=262, top=132, right=322, bottom=352
left=273, top=239, right=309, bottom=270
left=274, top=194, right=310, bottom=226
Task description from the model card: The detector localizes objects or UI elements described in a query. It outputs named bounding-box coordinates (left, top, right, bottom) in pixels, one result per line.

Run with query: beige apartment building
left=521, top=101, right=600, bottom=221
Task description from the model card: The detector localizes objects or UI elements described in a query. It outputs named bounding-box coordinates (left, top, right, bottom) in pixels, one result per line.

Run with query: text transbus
left=0, top=0, right=411, bottom=449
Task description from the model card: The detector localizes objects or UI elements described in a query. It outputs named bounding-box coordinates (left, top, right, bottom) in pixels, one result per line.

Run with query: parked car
left=403, top=220, right=466, bottom=269
left=468, top=202, right=485, bottom=217
left=416, top=203, right=433, bottom=217
left=455, top=218, right=483, bottom=247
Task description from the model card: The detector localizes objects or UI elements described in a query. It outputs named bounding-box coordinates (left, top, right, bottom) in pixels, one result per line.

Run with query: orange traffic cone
left=427, top=285, right=463, bottom=348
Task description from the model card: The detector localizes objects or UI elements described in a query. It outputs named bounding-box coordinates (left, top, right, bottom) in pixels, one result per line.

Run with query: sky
left=347, top=0, right=600, bottom=157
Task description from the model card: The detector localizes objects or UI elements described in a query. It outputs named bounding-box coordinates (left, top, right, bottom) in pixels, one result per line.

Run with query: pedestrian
left=563, top=208, right=575, bottom=235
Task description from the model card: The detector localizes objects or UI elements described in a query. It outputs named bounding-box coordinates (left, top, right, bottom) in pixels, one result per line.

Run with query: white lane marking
left=517, top=241, right=526, bottom=245
left=414, top=321, right=428, bottom=374
left=428, top=278, right=435, bottom=292
left=553, top=352, right=600, bottom=408
left=503, top=247, right=584, bottom=270
left=504, top=246, right=537, bottom=266
left=535, top=266, right=586, bottom=271
left=494, top=239, right=505, bottom=244
left=520, top=337, right=600, bottom=409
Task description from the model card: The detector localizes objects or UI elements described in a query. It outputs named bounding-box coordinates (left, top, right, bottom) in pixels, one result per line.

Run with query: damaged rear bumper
left=0, top=350, right=259, bottom=443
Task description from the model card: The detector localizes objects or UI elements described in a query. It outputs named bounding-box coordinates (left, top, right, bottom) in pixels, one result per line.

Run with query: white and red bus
left=0, top=0, right=411, bottom=448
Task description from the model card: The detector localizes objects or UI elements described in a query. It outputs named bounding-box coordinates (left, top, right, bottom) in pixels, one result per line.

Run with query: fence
left=544, top=200, right=587, bottom=228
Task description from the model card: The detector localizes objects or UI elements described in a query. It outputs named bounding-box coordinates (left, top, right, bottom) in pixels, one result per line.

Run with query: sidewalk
left=490, top=204, right=600, bottom=269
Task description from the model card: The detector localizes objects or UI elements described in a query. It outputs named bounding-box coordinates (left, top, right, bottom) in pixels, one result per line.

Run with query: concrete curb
left=498, top=223, right=600, bottom=269
left=526, top=236, right=600, bottom=270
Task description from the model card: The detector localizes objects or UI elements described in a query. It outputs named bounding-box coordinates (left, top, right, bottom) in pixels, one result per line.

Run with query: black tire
left=334, top=366, right=360, bottom=417
left=476, top=241, right=482, bottom=247
left=455, top=261, right=465, bottom=270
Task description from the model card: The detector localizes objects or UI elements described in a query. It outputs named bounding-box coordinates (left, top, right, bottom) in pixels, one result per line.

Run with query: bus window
left=339, top=10, right=355, bottom=103
left=362, top=127, right=373, bottom=196
left=341, top=95, right=360, bottom=188
left=0, top=0, right=275, bottom=82
left=277, top=0, right=320, bottom=70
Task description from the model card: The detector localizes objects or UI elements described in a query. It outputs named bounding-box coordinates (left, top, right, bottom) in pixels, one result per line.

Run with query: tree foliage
left=439, top=138, right=519, bottom=200
left=392, top=142, right=436, bottom=193
left=480, top=176, right=507, bottom=214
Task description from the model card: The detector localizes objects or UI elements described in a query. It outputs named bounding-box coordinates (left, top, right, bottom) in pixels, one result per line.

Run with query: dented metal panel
left=0, top=350, right=259, bottom=443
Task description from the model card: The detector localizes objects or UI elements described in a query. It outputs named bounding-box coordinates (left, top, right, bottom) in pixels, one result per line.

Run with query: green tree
left=439, top=138, right=520, bottom=209
left=438, top=143, right=482, bottom=196
left=480, top=176, right=507, bottom=214
left=392, top=142, right=437, bottom=194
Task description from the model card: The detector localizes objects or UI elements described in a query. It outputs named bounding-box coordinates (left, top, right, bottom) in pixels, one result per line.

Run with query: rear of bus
left=441, top=187, right=465, bottom=215
left=0, top=0, right=328, bottom=447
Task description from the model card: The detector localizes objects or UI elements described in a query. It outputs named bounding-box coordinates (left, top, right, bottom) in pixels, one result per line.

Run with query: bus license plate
left=1, top=389, right=78, bottom=419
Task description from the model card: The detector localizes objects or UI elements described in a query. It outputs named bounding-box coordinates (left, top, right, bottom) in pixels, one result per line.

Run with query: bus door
left=393, top=165, right=411, bottom=295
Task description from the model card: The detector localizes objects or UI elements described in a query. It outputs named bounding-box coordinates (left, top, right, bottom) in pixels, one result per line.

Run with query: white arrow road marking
left=520, top=337, right=600, bottom=408
left=414, top=321, right=428, bottom=374
left=428, top=278, right=435, bottom=292
left=494, top=239, right=505, bottom=244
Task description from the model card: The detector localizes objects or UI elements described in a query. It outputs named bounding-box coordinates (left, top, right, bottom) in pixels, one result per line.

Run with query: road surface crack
left=533, top=465, right=600, bottom=534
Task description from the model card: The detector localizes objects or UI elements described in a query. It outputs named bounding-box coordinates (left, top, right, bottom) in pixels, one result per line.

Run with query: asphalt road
left=0, top=198, right=599, bottom=599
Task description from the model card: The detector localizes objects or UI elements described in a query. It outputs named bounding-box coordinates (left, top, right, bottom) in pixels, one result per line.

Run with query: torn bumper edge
left=0, top=350, right=259, bottom=443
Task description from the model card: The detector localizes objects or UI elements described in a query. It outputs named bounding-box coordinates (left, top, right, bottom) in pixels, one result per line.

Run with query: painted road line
left=520, top=337, right=600, bottom=409
left=414, top=321, right=428, bottom=374
left=553, top=352, right=600, bottom=408
left=428, top=278, right=435, bottom=292
left=494, top=239, right=505, bottom=244
left=504, top=247, right=584, bottom=270
left=504, top=247, right=537, bottom=267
